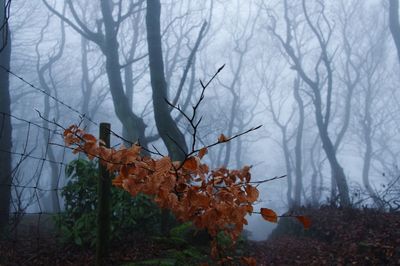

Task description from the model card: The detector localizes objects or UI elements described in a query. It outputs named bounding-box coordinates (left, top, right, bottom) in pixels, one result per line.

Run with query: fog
left=1, top=0, right=400, bottom=245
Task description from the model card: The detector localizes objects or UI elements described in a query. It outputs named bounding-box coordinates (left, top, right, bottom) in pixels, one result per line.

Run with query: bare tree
left=217, top=4, right=259, bottom=168
left=267, top=90, right=296, bottom=208
left=355, top=8, right=389, bottom=208
left=0, top=0, right=11, bottom=232
left=43, top=0, right=149, bottom=149
left=35, top=12, right=66, bottom=212
left=268, top=0, right=351, bottom=206
left=260, top=56, right=296, bottom=207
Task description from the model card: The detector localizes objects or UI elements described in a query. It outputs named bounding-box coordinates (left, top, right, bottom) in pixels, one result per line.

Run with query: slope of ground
left=1, top=207, right=399, bottom=265
left=251, top=206, right=400, bottom=265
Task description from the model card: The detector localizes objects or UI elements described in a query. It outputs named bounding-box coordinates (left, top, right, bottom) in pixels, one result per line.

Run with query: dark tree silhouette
left=389, top=0, right=400, bottom=64
left=43, top=0, right=149, bottom=149
left=269, top=0, right=351, bottom=206
left=0, top=0, right=12, bottom=232
left=145, top=0, right=188, bottom=161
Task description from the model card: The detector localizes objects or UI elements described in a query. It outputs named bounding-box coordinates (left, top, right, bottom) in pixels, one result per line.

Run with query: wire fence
left=1, top=109, right=65, bottom=233
left=0, top=65, right=130, bottom=264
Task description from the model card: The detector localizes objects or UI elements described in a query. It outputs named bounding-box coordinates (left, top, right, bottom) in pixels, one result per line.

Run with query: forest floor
left=250, top=206, right=400, bottom=265
left=1, top=206, right=399, bottom=265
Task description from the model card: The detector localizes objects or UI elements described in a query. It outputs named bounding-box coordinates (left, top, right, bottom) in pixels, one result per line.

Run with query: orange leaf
left=218, top=134, right=228, bottom=143
left=62, top=124, right=263, bottom=262
left=260, top=208, right=278, bottom=223
left=295, top=215, right=311, bottom=229
left=120, top=165, right=129, bottom=178
left=82, top=133, right=97, bottom=143
left=198, top=147, right=208, bottom=159
left=245, top=185, right=259, bottom=202
left=183, top=157, right=198, bottom=171
left=155, top=156, right=171, bottom=174
left=244, top=205, right=253, bottom=213
left=124, top=145, right=140, bottom=162
left=112, top=175, right=123, bottom=187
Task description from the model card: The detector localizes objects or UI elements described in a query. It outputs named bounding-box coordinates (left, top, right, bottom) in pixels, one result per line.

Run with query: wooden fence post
left=96, top=123, right=111, bottom=266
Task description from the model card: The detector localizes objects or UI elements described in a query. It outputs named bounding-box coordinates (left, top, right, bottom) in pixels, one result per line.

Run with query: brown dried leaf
left=261, top=208, right=278, bottom=223
left=155, top=156, right=171, bottom=174
left=218, top=134, right=228, bottom=143
left=183, top=157, right=198, bottom=171
left=198, top=147, right=208, bottom=159
left=245, top=185, right=259, bottom=202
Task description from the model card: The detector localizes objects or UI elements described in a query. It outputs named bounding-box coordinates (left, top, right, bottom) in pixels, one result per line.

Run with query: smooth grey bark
left=361, top=81, right=383, bottom=208
left=145, top=0, right=189, bottom=235
left=122, top=4, right=144, bottom=143
left=330, top=1, right=361, bottom=201
left=281, top=129, right=294, bottom=208
left=100, top=0, right=149, bottom=149
left=235, top=118, right=244, bottom=168
left=389, top=0, right=400, bottom=64
left=313, top=88, right=350, bottom=207
left=310, top=136, right=324, bottom=206
left=146, top=0, right=188, bottom=161
left=301, top=0, right=350, bottom=207
left=293, top=77, right=304, bottom=207
left=80, top=37, right=91, bottom=126
left=0, top=0, right=11, bottom=232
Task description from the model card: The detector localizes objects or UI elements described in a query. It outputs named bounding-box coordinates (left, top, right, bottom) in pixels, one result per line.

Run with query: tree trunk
left=222, top=93, right=238, bottom=167
left=282, top=130, right=294, bottom=209
left=361, top=81, right=384, bottom=209
left=145, top=0, right=188, bottom=161
left=312, top=77, right=350, bottom=207
left=317, top=119, right=350, bottom=206
left=293, top=77, right=303, bottom=208
left=80, top=36, right=92, bottom=130
left=0, top=0, right=11, bottom=232
left=99, top=0, right=148, bottom=149
left=389, top=0, right=400, bottom=64
left=122, top=10, right=142, bottom=144
left=310, top=136, right=323, bottom=207
left=146, top=0, right=189, bottom=235
left=235, top=119, right=244, bottom=168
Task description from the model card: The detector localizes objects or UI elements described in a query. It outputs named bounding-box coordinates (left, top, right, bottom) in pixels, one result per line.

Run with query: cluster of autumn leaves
left=63, top=125, right=309, bottom=264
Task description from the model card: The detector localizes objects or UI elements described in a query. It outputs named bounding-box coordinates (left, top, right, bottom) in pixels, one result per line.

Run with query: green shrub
left=54, top=158, right=162, bottom=247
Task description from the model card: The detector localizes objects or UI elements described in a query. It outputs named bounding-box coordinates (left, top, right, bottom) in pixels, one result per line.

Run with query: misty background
left=1, top=0, right=400, bottom=241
